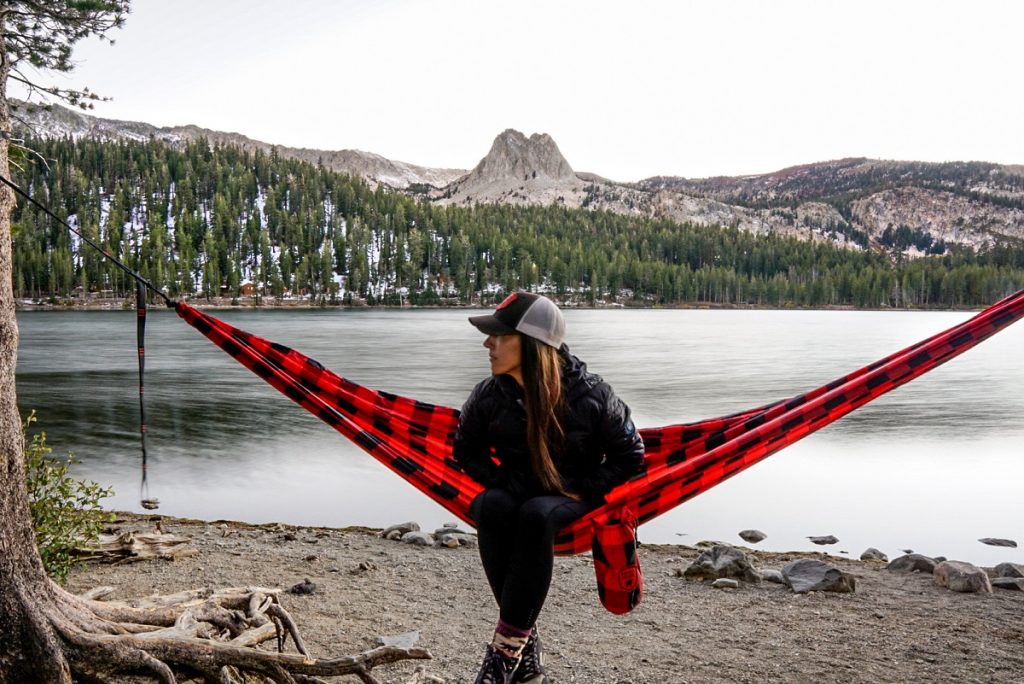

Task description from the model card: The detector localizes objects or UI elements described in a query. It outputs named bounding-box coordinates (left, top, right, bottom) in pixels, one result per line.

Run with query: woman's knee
left=470, top=488, right=519, bottom=527
left=516, top=496, right=584, bottom=536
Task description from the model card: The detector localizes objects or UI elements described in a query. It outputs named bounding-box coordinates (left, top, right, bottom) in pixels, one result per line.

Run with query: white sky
left=28, top=0, right=1024, bottom=181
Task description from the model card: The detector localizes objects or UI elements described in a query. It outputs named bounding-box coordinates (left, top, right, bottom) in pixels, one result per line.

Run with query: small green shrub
left=23, top=411, right=114, bottom=583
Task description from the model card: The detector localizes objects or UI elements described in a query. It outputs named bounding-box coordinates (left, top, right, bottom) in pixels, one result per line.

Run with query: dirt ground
left=65, top=514, right=1024, bottom=684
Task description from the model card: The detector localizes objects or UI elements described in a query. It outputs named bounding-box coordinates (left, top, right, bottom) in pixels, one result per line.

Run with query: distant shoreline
left=14, top=296, right=985, bottom=314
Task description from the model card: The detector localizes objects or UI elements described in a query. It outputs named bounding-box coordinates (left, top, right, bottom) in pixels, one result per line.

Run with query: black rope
left=136, top=280, right=159, bottom=510
left=0, top=173, right=167, bottom=509
left=0, top=174, right=174, bottom=307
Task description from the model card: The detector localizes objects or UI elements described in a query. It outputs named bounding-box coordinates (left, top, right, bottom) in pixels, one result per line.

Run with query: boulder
left=712, top=579, right=740, bottom=589
left=436, top=532, right=477, bottom=548
left=886, top=554, right=937, bottom=574
left=738, top=529, right=767, bottom=544
left=382, top=522, right=420, bottom=538
left=287, top=579, right=317, bottom=595
left=860, top=548, right=888, bottom=562
left=760, top=569, right=786, bottom=584
left=400, top=531, right=434, bottom=546
left=992, top=562, right=1024, bottom=578
left=934, top=560, right=992, bottom=594
left=992, top=578, right=1024, bottom=591
left=682, top=544, right=761, bottom=583
left=978, top=537, right=1017, bottom=548
left=782, top=559, right=856, bottom=594
left=808, top=535, right=839, bottom=546
left=433, top=523, right=472, bottom=537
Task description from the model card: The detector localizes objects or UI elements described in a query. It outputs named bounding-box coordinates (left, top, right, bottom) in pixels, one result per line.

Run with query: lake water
left=15, top=305, right=1024, bottom=566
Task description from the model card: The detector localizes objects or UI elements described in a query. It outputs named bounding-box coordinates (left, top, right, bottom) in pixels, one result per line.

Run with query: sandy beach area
left=61, top=513, right=1024, bottom=684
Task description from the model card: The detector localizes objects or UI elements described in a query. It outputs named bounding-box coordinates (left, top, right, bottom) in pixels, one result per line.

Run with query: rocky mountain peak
left=471, top=129, right=576, bottom=183
left=434, top=129, right=587, bottom=207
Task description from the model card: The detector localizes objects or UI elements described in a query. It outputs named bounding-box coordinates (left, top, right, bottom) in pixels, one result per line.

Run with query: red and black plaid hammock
left=3, top=173, right=1017, bottom=560
left=176, top=288, right=1024, bottom=556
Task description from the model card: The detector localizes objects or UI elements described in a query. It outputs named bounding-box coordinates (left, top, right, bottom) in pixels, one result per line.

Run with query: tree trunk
left=0, top=34, right=78, bottom=681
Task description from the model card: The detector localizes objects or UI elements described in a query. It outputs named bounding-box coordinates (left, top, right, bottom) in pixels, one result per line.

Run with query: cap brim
left=468, top=314, right=516, bottom=336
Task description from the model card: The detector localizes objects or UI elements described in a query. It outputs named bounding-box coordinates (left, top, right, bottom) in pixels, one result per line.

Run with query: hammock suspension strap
left=0, top=174, right=173, bottom=306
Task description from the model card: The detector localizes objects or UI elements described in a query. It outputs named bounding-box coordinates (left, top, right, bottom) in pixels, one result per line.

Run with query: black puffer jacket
left=453, top=347, right=645, bottom=505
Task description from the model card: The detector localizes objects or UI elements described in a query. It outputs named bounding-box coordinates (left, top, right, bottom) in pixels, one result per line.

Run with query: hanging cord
left=0, top=173, right=172, bottom=509
left=136, top=280, right=159, bottom=510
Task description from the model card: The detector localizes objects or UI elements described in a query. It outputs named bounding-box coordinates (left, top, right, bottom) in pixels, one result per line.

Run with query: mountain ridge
left=12, top=101, right=1024, bottom=254
left=11, top=101, right=467, bottom=190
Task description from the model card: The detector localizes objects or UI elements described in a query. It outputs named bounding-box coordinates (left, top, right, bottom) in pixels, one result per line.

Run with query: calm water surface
left=16, top=306, right=1024, bottom=566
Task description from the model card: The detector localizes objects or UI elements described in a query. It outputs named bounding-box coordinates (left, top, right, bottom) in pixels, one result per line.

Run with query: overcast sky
left=28, top=0, right=1024, bottom=181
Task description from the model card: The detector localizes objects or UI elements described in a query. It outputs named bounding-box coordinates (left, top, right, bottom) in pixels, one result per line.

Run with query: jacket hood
left=560, top=344, right=601, bottom=402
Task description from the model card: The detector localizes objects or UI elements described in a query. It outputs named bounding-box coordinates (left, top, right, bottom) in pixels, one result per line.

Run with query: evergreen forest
left=11, top=137, right=1024, bottom=309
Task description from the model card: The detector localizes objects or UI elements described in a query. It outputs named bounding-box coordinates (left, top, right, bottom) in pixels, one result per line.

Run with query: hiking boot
left=473, top=643, right=521, bottom=684
left=512, top=628, right=549, bottom=684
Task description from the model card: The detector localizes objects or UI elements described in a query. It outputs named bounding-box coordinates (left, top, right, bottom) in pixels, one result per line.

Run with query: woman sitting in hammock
left=454, top=292, right=645, bottom=684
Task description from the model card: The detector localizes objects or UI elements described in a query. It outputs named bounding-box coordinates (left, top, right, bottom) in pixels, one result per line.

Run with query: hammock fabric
left=176, top=288, right=1024, bottom=556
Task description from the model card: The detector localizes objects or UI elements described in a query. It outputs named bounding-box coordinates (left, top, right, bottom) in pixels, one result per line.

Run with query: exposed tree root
left=32, top=580, right=434, bottom=683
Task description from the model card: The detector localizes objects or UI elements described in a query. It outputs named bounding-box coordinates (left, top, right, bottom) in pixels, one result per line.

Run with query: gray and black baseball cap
left=469, top=292, right=565, bottom=348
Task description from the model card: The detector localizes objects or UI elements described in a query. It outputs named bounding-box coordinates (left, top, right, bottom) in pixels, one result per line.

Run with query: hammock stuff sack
left=176, top=287, right=1024, bottom=612
left=591, top=506, right=642, bottom=614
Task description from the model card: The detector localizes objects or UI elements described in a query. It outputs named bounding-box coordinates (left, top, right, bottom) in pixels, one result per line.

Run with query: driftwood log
left=76, top=529, right=198, bottom=563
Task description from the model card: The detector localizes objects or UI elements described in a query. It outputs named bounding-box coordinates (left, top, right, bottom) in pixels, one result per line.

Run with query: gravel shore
left=66, top=514, right=1024, bottom=684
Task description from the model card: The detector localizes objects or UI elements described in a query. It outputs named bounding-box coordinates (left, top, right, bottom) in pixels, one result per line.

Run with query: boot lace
left=475, top=644, right=520, bottom=684
left=512, top=629, right=547, bottom=683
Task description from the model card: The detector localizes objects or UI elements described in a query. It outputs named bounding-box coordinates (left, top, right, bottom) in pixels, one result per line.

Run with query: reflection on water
left=17, top=306, right=1024, bottom=566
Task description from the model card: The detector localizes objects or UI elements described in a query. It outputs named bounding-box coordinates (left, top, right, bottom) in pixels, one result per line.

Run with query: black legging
left=470, top=488, right=593, bottom=630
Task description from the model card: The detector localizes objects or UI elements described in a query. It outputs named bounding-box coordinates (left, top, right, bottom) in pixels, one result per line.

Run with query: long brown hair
left=519, top=334, right=566, bottom=494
